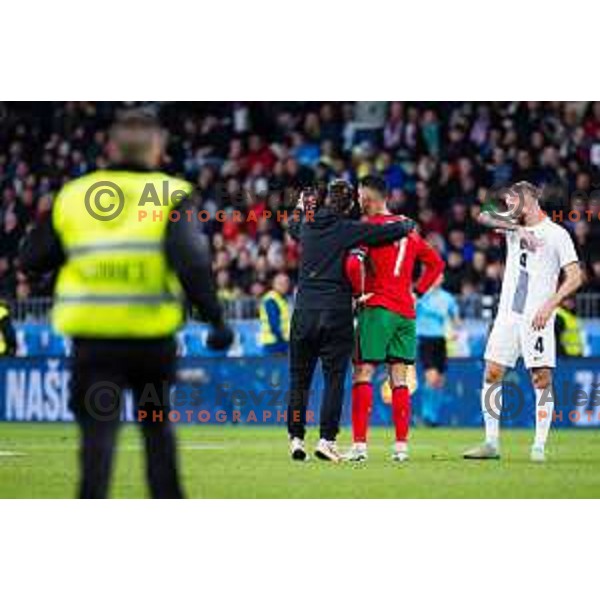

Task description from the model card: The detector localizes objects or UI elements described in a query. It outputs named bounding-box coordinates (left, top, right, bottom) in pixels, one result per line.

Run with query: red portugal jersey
left=358, top=213, right=445, bottom=318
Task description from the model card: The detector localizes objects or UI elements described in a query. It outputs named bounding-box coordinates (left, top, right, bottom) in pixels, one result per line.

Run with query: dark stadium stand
left=2, top=101, right=600, bottom=312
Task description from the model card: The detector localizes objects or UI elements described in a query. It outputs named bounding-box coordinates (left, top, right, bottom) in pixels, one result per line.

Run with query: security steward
left=287, top=180, right=415, bottom=462
left=259, top=272, right=291, bottom=355
left=0, top=299, right=17, bottom=357
left=20, top=110, right=233, bottom=498
left=555, top=298, right=583, bottom=357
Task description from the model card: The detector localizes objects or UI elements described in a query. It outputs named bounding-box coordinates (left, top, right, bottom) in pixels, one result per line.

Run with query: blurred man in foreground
left=287, top=180, right=415, bottom=462
left=345, top=176, right=444, bottom=462
left=21, top=110, right=233, bottom=498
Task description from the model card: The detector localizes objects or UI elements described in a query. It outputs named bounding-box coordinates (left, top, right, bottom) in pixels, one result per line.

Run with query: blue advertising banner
left=1, top=356, right=599, bottom=428
left=15, top=320, right=600, bottom=359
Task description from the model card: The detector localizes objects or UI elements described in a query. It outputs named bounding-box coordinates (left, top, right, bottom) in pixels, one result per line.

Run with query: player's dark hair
left=326, top=179, right=355, bottom=215
left=359, top=175, right=388, bottom=197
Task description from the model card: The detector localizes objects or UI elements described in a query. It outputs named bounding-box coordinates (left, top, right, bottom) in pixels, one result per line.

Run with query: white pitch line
left=181, top=443, right=228, bottom=450
left=0, top=442, right=229, bottom=452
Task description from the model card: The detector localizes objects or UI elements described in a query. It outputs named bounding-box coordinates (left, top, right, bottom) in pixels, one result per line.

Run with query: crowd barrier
left=12, top=320, right=600, bottom=359
left=2, top=356, right=599, bottom=428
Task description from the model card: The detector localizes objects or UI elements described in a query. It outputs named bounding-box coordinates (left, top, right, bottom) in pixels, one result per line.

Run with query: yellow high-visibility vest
left=556, top=307, right=583, bottom=356
left=52, top=170, right=192, bottom=338
left=0, top=305, right=8, bottom=355
left=259, top=291, right=290, bottom=345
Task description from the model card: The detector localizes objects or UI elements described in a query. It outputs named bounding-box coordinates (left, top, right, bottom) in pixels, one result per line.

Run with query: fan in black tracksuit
left=287, top=180, right=415, bottom=450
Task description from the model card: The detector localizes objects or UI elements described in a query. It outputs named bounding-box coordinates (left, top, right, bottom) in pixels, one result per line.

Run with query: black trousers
left=288, top=308, right=354, bottom=441
left=70, top=337, right=183, bottom=499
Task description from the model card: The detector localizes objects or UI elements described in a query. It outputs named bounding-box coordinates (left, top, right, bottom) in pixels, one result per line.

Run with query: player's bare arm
left=477, top=210, right=541, bottom=251
left=532, top=261, right=584, bottom=331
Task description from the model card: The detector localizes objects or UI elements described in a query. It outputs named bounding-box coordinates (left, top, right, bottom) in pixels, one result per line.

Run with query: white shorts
left=484, top=313, right=556, bottom=370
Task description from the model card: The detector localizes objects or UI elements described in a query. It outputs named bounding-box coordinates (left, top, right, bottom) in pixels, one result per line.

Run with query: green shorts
left=355, top=306, right=416, bottom=364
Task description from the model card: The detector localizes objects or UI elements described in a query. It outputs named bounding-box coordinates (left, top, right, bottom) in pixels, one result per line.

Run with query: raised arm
left=477, top=210, right=519, bottom=232
left=477, top=210, right=541, bottom=251
left=288, top=207, right=304, bottom=242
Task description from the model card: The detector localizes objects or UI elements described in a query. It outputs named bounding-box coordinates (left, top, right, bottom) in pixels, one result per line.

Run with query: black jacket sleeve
left=165, top=198, right=224, bottom=327
left=340, top=218, right=416, bottom=249
left=19, top=219, right=66, bottom=275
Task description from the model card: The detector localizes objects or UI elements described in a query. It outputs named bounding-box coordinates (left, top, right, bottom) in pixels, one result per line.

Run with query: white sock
left=395, top=441, right=408, bottom=453
left=354, top=442, right=367, bottom=452
left=481, top=381, right=502, bottom=447
left=534, top=388, right=554, bottom=448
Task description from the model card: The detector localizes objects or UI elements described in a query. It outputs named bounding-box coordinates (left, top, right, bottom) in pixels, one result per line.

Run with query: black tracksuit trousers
left=288, top=308, right=354, bottom=441
left=70, top=337, right=183, bottom=499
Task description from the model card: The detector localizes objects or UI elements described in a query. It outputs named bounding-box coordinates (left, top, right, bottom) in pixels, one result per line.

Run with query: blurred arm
left=19, top=218, right=65, bottom=275
left=165, top=199, right=224, bottom=326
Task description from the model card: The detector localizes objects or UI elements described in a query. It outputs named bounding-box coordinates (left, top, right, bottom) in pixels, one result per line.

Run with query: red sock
left=352, top=382, right=373, bottom=443
left=392, top=385, right=410, bottom=442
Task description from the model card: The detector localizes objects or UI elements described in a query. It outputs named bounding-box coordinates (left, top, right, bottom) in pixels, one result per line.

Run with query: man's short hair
left=359, top=175, right=388, bottom=197
left=109, top=108, right=163, bottom=164
left=510, top=181, right=541, bottom=202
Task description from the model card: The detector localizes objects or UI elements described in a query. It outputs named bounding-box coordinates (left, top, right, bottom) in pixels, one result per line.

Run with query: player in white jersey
left=464, top=182, right=583, bottom=462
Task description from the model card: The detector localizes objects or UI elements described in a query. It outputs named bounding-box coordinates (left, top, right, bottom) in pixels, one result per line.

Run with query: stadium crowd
left=2, top=101, right=600, bottom=316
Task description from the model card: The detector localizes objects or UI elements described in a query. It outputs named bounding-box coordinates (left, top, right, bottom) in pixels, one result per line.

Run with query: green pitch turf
left=0, top=424, right=599, bottom=498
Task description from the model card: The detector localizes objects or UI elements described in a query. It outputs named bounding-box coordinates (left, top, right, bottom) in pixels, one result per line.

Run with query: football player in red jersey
left=345, top=176, right=444, bottom=462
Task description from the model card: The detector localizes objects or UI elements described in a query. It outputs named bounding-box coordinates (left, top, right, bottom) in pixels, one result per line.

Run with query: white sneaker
left=463, top=442, right=500, bottom=460
left=315, top=439, right=342, bottom=463
left=530, top=445, right=546, bottom=463
left=392, top=442, right=409, bottom=462
left=392, top=450, right=409, bottom=463
left=290, top=437, right=308, bottom=461
left=344, top=443, right=368, bottom=462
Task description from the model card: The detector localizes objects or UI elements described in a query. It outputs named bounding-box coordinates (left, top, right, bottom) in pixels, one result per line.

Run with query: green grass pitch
left=0, top=424, right=599, bottom=498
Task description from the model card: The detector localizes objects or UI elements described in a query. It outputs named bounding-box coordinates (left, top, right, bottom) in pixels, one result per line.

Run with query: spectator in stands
left=585, top=259, right=600, bottom=293
left=444, top=251, right=467, bottom=294
left=459, top=280, right=481, bottom=319
left=259, top=272, right=291, bottom=355
left=215, top=269, right=240, bottom=302
left=555, top=297, right=584, bottom=357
